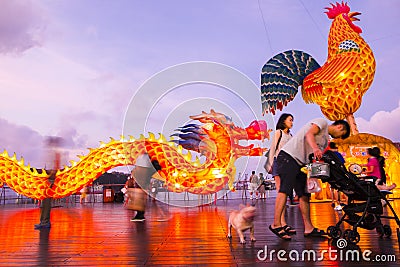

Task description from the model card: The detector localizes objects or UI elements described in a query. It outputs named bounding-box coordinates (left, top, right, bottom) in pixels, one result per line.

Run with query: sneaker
left=334, top=205, right=342, bottom=211
left=34, top=223, right=51, bottom=229
left=130, top=217, right=145, bottom=222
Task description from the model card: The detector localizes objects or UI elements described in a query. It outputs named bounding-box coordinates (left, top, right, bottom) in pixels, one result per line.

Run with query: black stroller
left=316, top=150, right=400, bottom=245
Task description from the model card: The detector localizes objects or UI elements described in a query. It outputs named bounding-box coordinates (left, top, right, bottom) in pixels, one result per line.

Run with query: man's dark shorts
left=276, top=151, right=310, bottom=198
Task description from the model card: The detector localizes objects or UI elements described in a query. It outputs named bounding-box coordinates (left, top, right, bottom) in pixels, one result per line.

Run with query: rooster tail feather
left=261, top=50, right=320, bottom=114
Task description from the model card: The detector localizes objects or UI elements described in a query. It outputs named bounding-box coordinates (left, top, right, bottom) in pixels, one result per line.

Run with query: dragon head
left=172, top=110, right=270, bottom=158
left=245, top=120, right=270, bottom=140
left=325, top=2, right=362, bottom=34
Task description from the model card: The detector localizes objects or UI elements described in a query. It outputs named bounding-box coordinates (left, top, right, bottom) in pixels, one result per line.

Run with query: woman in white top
left=264, top=113, right=295, bottom=234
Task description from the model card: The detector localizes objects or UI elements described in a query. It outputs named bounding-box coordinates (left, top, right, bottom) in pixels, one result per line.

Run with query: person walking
left=129, top=153, right=162, bottom=221
left=35, top=137, right=63, bottom=230
left=264, top=113, right=297, bottom=234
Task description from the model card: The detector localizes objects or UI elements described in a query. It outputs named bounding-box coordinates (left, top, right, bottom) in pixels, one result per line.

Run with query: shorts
left=249, top=183, right=258, bottom=192
left=276, top=151, right=310, bottom=198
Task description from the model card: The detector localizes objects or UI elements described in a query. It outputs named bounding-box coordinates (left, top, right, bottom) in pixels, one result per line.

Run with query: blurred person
left=249, top=171, right=259, bottom=200
left=34, top=136, right=63, bottom=230
left=129, top=153, right=162, bottom=221
left=80, top=186, right=89, bottom=204
left=241, top=173, right=249, bottom=199
left=122, top=176, right=132, bottom=206
left=149, top=178, right=160, bottom=202
left=258, top=172, right=267, bottom=199
left=269, top=118, right=350, bottom=240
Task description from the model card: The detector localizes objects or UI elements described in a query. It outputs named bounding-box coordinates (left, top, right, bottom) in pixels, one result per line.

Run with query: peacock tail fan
left=261, top=50, right=320, bottom=115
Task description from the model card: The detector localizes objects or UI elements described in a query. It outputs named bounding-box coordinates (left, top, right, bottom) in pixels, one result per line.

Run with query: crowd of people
left=242, top=171, right=275, bottom=200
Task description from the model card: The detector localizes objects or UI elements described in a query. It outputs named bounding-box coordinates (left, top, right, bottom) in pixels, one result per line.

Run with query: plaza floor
left=1, top=192, right=400, bottom=266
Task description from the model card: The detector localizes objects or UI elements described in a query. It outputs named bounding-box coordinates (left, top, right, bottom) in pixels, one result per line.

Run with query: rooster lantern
left=261, top=2, right=375, bottom=135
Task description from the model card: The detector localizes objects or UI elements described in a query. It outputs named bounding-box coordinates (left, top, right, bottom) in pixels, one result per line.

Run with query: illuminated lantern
left=261, top=2, right=375, bottom=135
left=0, top=110, right=270, bottom=199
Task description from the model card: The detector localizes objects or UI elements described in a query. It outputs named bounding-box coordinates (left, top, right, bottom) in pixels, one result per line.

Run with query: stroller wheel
left=347, top=230, right=360, bottom=244
left=383, top=225, right=392, bottom=237
left=327, top=226, right=341, bottom=239
left=376, top=225, right=384, bottom=238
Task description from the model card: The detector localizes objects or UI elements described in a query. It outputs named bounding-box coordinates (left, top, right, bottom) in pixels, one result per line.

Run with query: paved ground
left=1, top=192, right=400, bottom=266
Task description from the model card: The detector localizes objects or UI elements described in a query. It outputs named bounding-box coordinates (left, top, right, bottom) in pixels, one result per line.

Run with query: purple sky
left=0, top=1, right=399, bottom=173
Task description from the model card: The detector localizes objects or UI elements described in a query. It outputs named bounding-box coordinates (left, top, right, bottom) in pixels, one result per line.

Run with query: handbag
left=264, top=130, right=283, bottom=173
left=304, top=163, right=322, bottom=194
left=126, top=188, right=146, bottom=211
left=306, top=178, right=322, bottom=193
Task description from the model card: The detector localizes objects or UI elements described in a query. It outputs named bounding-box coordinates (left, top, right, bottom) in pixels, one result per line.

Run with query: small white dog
left=227, top=204, right=256, bottom=244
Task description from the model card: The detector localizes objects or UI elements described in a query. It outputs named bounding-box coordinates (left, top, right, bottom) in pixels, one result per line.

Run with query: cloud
left=0, top=1, right=47, bottom=54
left=0, top=117, right=92, bottom=168
left=56, top=126, right=88, bottom=149
left=356, top=100, right=400, bottom=142
left=58, top=110, right=121, bottom=142
left=0, top=117, right=44, bottom=166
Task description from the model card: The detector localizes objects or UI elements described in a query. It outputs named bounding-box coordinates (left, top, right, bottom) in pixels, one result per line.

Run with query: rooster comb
left=325, top=1, right=350, bottom=19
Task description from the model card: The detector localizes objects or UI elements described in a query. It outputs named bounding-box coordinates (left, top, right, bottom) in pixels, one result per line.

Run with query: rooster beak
left=348, top=12, right=361, bottom=21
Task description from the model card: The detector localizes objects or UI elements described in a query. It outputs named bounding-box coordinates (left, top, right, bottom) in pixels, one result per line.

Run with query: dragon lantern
left=0, top=110, right=270, bottom=200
